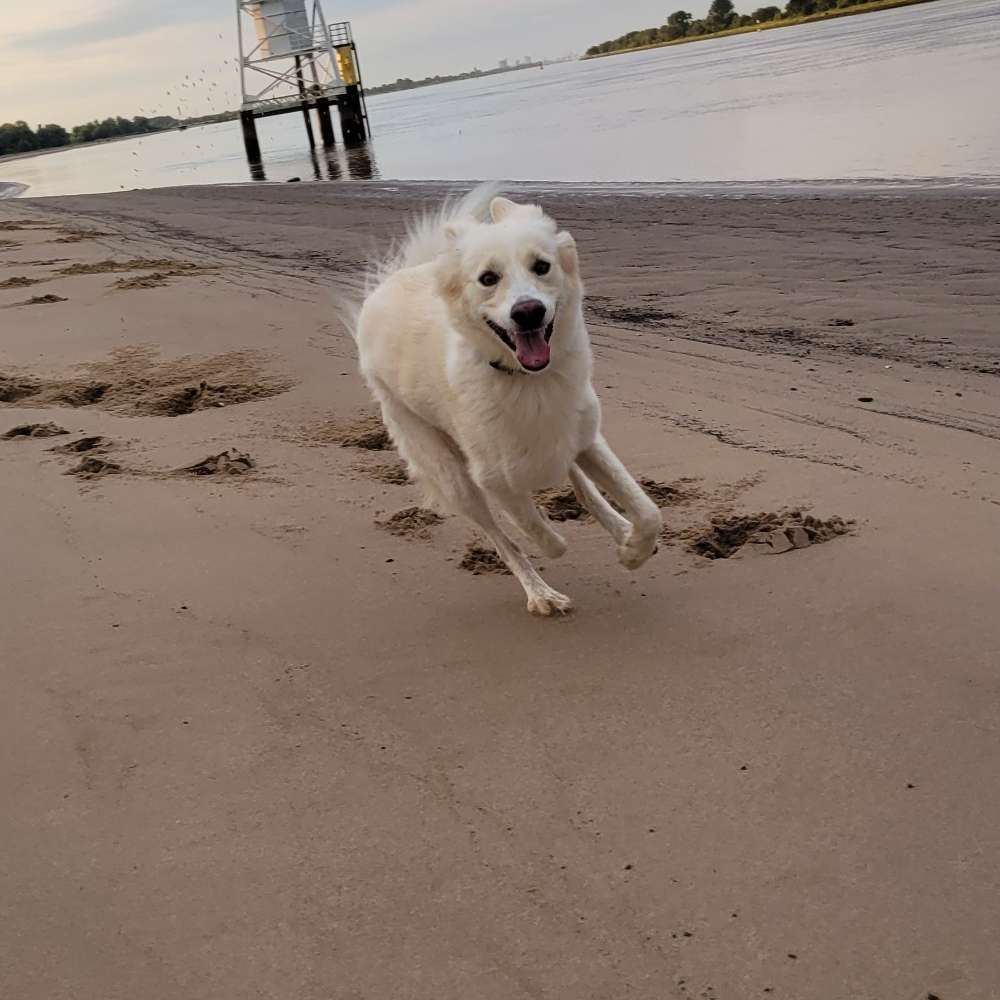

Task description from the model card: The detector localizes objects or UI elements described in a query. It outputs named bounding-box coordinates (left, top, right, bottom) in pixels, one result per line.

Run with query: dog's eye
left=479, top=270, right=500, bottom=287
left=532, top=259, right=551, bottom=276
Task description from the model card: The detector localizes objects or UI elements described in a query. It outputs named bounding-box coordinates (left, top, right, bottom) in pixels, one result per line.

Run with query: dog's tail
left=376, top=182, right=498, bottom=281
left=342, top=183, right=498, bottom=344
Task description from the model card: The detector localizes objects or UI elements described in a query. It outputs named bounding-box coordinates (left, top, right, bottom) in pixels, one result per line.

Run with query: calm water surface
left=1, top=0, right=997, bottom=197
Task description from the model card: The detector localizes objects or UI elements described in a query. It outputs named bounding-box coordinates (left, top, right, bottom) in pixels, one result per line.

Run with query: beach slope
left=2, top=184, right=999, bottom=999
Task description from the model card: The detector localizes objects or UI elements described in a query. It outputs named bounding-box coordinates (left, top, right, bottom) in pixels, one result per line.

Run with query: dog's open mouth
left=486, top=318, right=555, bottom=372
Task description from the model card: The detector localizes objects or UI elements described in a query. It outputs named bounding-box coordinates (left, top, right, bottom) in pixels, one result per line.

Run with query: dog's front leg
left=575, top=436, right=661, bottom=570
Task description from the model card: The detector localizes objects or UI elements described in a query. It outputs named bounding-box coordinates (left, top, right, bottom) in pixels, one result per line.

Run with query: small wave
left=0, top=181, right=29, bottom=198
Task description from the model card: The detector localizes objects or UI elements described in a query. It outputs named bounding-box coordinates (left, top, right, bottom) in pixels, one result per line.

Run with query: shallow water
left=1, top=0, right=998, bottom=197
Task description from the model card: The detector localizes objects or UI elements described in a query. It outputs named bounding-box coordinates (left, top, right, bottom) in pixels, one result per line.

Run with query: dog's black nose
left=510, top=299, right=547, bottom=331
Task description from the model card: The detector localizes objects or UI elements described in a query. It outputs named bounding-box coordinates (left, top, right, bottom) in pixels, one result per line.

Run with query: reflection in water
left=344, top=143, right=379, bottom=181
left=308, top=148, right=322, bottom=181
left=323, top=148, right=342, bottom=181
left=244, top=140, right=379, bottom=183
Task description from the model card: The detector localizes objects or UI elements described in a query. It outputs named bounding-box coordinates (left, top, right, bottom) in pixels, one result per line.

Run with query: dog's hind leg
left=569, top=464, right=631, bottom=547
left=377, top=392, right=573, bottom=616
left=487, top=487, right=568, bottom=560
left=575, top=435, right=661, bottom=570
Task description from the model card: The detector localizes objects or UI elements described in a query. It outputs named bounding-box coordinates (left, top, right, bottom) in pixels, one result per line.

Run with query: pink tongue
left=514, top=330, right=551, bottom=370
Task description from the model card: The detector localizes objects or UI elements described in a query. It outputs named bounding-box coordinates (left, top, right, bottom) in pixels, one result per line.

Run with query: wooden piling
left=239, top=110, right=262, bottom=163
left=338, top=85, right=367, bottom=146
left=315, top=98, right=337, bottom=146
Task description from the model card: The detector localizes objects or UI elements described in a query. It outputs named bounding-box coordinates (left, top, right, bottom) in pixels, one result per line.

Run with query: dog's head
left=437, top=196, right=580, bottom=374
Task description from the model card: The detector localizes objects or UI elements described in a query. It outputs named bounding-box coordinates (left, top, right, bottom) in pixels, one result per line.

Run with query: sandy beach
left=2, top=183, right=999, bottom=999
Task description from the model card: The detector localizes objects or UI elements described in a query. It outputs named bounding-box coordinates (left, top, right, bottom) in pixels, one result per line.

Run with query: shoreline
left=6, top=173, right=1000, bottom=203
left=584, top=0, right=941, bottom=60
left=2, top=184, right=999, bottom=997
left=0, top=123, right=200, bottom=171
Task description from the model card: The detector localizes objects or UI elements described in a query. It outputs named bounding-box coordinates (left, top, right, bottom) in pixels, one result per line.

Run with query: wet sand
left=2, top=184, right=999, bottom=999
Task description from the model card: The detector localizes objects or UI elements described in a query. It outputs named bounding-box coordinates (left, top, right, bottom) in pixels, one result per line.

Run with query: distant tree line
left=368, top=60, right=543, bottom=97
left=586, top=0, right=931, bottom=55
left=0, top=114, right=212, bottom=158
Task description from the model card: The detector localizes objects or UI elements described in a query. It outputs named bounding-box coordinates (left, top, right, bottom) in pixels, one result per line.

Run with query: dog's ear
left=444, top=220, right=468, bottom=242
left=489, top=197, right=518, bottom=223
left=556, top=230, right=579, bottom=276
left=435, top=249, right=464, bottom=303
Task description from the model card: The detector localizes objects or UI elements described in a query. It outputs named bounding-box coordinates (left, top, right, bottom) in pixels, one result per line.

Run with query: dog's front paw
left=526, top=585, right=574, bottom=617
left=618, top=530, right=659, bottom=571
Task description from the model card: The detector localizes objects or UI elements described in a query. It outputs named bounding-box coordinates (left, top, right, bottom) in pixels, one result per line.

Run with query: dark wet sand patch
left=49, top=231, right=109, bottom=244
left=113, top=272, right=186, bottom=290
left=588, top=302, right=681, bottom=327
left=57, top=258, right=205, bottom=277
left=459, top=543, right=511, bottom=575
left=536, top=476, right=699, bottom=523
left=0, top=221, right=55, bottom=232
left=49, top=435, right=110, bottom=454
left=325, top=414, right=392, bottom=450
left=7, top=293, right=68, bottom=307
left=363, top=460, right=409, bottom=485
left=376, top=506, right=443, bottom=540
left=175, top=450, right=255, bottom=477
left=685, top=510, right=853, bottom=560
left=66, top=456, right=122, bottom=480
left=638, top=476, right=701, bottom=507
left=536, top=487, right=589, bottom=522
left=2, top=421, right=68, bottom=440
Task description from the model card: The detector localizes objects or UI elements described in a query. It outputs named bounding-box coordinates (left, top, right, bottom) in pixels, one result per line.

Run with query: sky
left=1, top=0, right=711, bottom=127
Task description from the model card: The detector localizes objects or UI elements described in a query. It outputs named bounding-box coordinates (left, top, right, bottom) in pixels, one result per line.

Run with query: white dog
left=355, top=186, right=661, bottom=615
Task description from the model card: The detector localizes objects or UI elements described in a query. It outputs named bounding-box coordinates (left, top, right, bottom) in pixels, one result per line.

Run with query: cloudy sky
left=2, top=0, right=711, bottom=127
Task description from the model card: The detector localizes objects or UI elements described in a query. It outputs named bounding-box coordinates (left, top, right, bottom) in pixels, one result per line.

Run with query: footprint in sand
left=0, top=348, right=290, bottom=416
left=2, top=421, right=68, bottom=440
left=685, top=510, right=853, bottom=560
left=49, top=231, right=108, bottom=244
left=66, top=457, right=122, bottom=480
left=59, top=447, right=256, bottom=482
left=174, top=451, right=255, bottom=476
left=8, top=294, right=68, bottom=308
left=328, top=414, right=392, bottom=451
left=56, top=258, right=205, bottom=277
left=459, top=543, right=511, bottom=576
left=534, top=477, right=699, bottom=524
left=361, top=460, right=409, bottom=485
left=376, top=507, right=443, bottom=540
left=49, top=435, right=110, bottom=454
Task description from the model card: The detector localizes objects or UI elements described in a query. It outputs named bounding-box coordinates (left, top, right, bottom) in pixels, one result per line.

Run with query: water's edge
left=8, top=176, right=1000, bottom=204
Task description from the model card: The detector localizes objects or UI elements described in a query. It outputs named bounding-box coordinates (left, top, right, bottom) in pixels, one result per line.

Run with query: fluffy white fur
left=355, top=186, right=661, bottom=615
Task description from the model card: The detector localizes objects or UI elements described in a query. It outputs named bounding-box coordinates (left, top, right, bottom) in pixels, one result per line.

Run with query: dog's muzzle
left=486, top=317, right=555, bottom=372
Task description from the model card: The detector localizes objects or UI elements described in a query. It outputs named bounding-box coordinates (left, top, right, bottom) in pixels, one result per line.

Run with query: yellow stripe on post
left=335, top=46, right=357, bottom=86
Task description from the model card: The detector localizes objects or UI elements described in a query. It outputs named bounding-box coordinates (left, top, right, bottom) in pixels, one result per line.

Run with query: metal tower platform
left=235, top=1, right=369, bottom=165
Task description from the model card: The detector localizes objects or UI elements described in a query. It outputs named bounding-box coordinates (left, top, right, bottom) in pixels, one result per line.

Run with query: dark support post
left=315, top=97, right=336, bottom=147
left=240, top=110, right=261, bottom=163
left=294, top=56, right=316, bottom=149
left=338, top=85, right=367, bottom=146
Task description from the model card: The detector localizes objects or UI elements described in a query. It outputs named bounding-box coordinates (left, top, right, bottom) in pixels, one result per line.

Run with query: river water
left=1, top=0, right=997, bottom=198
